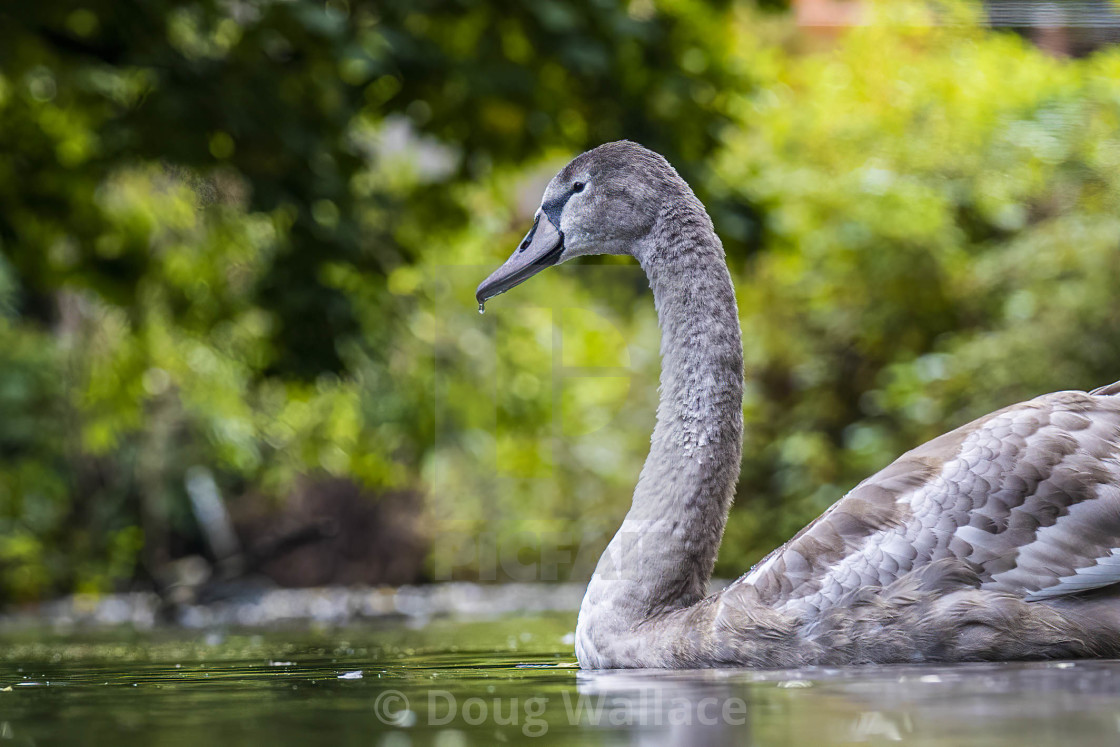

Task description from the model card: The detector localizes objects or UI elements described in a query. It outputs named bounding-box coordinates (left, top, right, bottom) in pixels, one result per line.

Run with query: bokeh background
left=3, top=0, right=1120, bottom=605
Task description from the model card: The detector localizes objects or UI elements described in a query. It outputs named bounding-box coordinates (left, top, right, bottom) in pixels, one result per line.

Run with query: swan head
left=476, top=140, right=680, bottom=306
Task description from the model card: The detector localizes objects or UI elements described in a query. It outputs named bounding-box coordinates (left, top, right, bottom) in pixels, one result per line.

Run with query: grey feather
left=1090, top=380, right=1120, bottom=396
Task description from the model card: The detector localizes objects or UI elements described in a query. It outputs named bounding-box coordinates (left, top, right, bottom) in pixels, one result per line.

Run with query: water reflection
left=577, top=660, right=1120, bottom=746
left=577, top=669, right=751, bottom=746
left=1, top=619, right=1119, bottom=745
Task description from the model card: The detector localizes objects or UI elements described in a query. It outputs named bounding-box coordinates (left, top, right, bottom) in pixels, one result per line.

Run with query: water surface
left=3, top=614, right=1119, bottom=745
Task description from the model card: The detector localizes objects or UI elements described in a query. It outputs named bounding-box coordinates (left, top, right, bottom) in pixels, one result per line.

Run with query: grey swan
left=476, top=140, right=1120, bottom=669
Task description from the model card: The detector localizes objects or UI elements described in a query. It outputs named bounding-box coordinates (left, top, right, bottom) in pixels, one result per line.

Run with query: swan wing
left=736, top=388, right=1120, bottom=613
left=1090, top=379, right=1120, bottom=396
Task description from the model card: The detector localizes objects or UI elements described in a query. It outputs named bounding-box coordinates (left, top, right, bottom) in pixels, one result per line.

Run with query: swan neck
left=576, top=195, right=744, bottom=666
left=637, top=212, right=745, bottom=600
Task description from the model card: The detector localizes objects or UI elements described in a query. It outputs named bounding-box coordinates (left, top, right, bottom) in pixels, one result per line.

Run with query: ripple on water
left=0, top=616, right=1117, bottom=746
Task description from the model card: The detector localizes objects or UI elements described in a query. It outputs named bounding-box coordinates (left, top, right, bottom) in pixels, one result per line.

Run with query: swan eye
left=572, top=181, right=585, bottom=193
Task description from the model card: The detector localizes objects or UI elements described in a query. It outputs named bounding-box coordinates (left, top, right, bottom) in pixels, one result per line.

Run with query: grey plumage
left=476, top=140, right=1120, bottom=669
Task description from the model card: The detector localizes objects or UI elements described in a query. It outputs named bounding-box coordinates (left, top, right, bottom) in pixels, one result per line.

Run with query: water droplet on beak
left=478, top=302, right=485, bottom=315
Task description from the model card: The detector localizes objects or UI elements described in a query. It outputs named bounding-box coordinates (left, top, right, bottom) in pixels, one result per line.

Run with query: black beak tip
left=475, top=276, right=499, bottom=305
left=475, top=214, right=563, bottom=310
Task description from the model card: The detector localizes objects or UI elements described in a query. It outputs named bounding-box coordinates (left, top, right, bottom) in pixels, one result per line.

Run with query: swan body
left=476, top=141, right=1120, bottom=669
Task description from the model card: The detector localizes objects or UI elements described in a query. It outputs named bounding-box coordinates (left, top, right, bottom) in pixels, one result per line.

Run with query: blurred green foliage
left=714, top=3, right=1120, bottom=567
left=1, top=0, right=1119, bottom=600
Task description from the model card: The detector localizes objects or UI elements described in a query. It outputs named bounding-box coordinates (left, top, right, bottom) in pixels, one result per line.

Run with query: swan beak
left=476, top=211, right=564, bottom=305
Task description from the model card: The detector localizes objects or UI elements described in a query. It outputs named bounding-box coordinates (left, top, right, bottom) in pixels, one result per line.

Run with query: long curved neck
left=576, top=194, right=744, bottom=666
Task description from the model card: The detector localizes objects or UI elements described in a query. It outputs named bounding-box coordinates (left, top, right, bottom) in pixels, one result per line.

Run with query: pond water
left=5, top=613, right=1120, bottom=746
